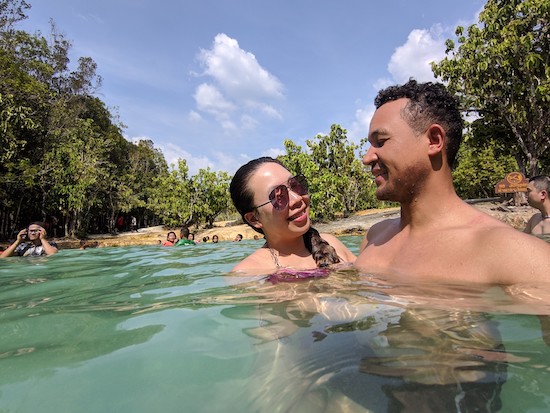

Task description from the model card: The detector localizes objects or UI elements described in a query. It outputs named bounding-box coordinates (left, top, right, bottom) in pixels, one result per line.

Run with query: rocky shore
left=54, top=201, right=536, bottom=249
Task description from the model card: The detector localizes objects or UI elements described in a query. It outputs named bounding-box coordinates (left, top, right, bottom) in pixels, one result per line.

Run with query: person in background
left=355, top=79, right=550, bottom=284
left=233, top=234, right=243, bottom=242
left=162, top=231, right=178, bottom=246
left=212, top=235, right=219, bottom=243
left=130, top=216, right=138, bottom=232
left=79, top=240, right=100, bottom=249
left=115, top=215, right=124, bottom=233
left=176, top=227, right=195, bottom=246
left=229, top=157, right=355, bottom=274
left=524, top=175, right=550, bottom=236
left=188, top=233, right=195, bottom=241
left=1, top=222, right=58, bottom=257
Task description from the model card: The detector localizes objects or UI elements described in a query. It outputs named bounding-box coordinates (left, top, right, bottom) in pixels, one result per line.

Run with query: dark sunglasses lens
left=269, top=185, right=289, bottom=210
left=289, top=175, right=308, bottom=195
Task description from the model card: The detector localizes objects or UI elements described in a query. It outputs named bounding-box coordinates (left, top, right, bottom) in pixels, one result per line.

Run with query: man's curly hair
left=375, top=79, right=464, bottom=168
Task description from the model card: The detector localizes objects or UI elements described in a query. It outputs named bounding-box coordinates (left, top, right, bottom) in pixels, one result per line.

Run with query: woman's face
left=167, top=232, right=176, bottom=242
left=212, top=236, right=218, bottom=243
left=246, top=163, right=310, bottom=240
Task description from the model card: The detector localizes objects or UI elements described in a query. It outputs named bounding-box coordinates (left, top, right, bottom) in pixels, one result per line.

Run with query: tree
left=148, top=159, right=194, bottom=227
left=432, top=0, right=550, bottom=177
left=280, top=124, right=378, bottom=221
left=453, top=119, right=519, bottom=199
left=190, top=168, right=231, bottom=228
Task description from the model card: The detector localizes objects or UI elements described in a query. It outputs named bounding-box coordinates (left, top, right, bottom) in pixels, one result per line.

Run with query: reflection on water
left=0, top=239, right=549, bottom=412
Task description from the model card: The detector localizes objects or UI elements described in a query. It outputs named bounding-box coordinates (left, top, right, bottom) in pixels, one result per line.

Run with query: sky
left=19, top=0, right=485, bottom=175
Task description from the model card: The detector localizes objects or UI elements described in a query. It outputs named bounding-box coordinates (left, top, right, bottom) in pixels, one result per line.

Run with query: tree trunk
left=527, top=155, right=539, bottom=178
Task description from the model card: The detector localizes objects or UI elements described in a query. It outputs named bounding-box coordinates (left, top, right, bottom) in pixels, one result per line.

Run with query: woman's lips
left=289, top=209, right=308, bottom=222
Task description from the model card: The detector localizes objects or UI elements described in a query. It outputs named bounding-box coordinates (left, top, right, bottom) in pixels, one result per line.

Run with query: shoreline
left=50, top=201, right=536, bottom=249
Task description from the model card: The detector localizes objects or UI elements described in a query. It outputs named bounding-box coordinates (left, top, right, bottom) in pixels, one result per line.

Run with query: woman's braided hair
left=229, top=157, right=341, bottom=267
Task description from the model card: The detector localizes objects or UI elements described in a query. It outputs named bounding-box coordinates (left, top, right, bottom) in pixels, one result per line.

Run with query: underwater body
left=1, top=237, right=550, bottom=412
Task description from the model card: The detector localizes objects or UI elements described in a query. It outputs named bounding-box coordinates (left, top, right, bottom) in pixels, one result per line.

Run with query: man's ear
left=541, top=190, right=548, bottom=201
left=426, top=124, right=446, bottom=156
left=244, top=211, right=262, bottom=230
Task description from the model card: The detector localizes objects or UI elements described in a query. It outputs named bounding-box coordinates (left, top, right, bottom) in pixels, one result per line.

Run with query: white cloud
left=372, top=78, right=393, bottom=93
left=211, top=151, right=245, bottom=174
left=127, top=136, right=210, bottom=174
left=240, top=114, right=259, bottom=130
left=262, top=147, right=285, bottom=159
left=157, top=142, right=206, bottom=171
left=157, top=142, right=254, bottom=175
left=199, top=33, right=284, bottom=101
left=194, top=83, right=235, bottom=115
left=193, top=33, right=285, bottom=132
left=360, top=24, right=452, bottom=141
left=187, top=110, right=203, bottom=122
left=349, top=104, right=375, bottom=145
left=388, top=26, right=446, bottom=84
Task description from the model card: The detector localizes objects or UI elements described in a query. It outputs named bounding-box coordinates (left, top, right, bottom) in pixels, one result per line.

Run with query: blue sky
left=20, top=0, right=485, bottom=175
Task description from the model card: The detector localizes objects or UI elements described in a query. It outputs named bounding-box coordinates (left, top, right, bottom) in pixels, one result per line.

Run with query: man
left=175, top=227, right=195, bottom=246
left=355, top=80, right=550, bottom=284
left=524, top=175, right=550, bottom=236
left=1, top=222, right=58, bottom=257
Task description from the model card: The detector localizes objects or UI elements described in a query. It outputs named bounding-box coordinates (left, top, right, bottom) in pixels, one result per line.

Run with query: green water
left=0, top=238, right=549, bottom=412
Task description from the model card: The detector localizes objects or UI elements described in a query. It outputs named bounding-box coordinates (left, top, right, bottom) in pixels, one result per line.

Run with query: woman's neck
left=265, top=234, right=309, bottom=258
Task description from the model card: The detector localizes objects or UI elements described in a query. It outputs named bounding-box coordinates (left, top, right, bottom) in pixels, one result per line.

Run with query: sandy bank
left=52, top=201, right=536, bottom=249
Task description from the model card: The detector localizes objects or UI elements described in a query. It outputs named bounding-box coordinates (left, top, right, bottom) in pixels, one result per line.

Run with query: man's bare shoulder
left=366, top=218, right=401, bottom=240
left=356, top=205, right=550, bottom=284
left=467, top=216, right=550, bottom=284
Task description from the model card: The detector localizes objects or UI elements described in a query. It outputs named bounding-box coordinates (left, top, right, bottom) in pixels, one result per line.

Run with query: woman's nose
left=288, top=188, right=304, bottom=208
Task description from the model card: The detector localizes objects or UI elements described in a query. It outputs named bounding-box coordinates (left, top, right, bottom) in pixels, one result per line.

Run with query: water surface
left=1, top=238, right=549, bottom=412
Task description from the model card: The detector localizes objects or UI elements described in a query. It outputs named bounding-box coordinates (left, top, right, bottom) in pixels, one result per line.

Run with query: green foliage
left=432, top=0, right=550, bottom=176
left=0, top=92, right=36, bottom=163
left=453, top=121, right=518, bottom=199
left=0, top=0, right=393, bottom=238
left=147, top=159, right=193, bottom=228
left=279, top=124, right=379, bottom=222
left=190, top=168, right=231, bottom=228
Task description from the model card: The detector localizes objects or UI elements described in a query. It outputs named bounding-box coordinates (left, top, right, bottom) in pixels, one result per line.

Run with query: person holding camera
left=0, top=222, right=58, bottom=258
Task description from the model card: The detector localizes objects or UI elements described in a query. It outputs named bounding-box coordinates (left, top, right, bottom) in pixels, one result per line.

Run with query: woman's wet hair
left=229, top=157, right=341, bottom=267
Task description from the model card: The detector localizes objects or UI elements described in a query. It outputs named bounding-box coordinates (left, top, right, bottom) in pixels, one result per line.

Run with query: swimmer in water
left=229, top=157, right=355, bottom=276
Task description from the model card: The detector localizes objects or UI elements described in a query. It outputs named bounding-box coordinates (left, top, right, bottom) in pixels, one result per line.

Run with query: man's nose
left=362, top=146, right=377, bottom=168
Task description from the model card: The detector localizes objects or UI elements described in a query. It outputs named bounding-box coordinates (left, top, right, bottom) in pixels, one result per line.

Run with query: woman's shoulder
left=230, top=247, right=275, bottom=274
left=319, top=232, right=340, bottom=244
left=319, top=232, right=356, bottom=262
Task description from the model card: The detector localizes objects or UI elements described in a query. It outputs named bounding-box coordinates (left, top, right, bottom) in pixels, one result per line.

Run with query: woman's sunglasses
left=253, top=175, right=309, bottom=211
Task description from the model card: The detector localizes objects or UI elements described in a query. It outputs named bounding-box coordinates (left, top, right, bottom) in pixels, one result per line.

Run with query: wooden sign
left=495, top=172, right=528, bottom=194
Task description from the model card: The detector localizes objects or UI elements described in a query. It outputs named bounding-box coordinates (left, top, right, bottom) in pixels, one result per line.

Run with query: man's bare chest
left=362, top=231, right=484, bottom=278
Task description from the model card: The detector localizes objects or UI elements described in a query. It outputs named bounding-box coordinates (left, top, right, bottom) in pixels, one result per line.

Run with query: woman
left=229, top=157, right=355, bottom=274
left=162, top=231, right=177, bottom=246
